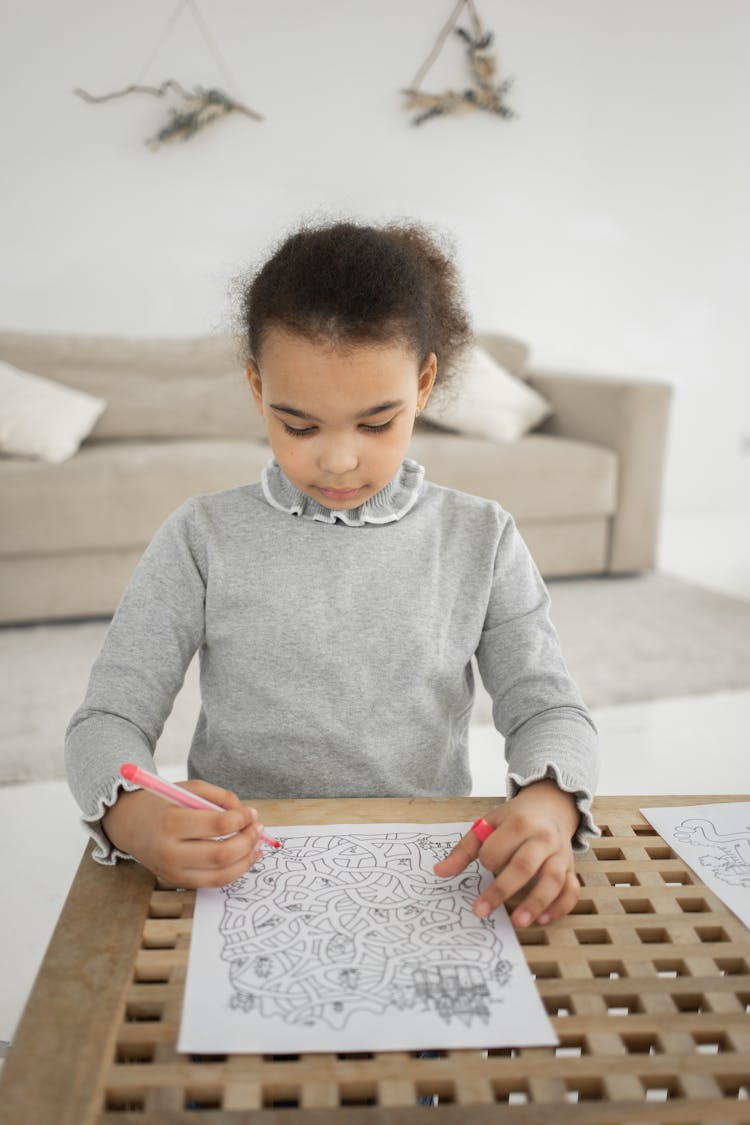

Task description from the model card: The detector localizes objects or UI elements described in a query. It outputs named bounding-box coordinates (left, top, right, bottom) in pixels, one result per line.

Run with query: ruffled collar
left=261, top=457, right=425, bottom=526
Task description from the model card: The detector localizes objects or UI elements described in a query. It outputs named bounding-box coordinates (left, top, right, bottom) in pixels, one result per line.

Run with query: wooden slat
left=0, top=842, right=154, bottom=1124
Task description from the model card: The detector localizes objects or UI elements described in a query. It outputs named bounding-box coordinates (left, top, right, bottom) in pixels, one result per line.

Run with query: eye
left=282, top=423, right=316, bottom=437
left=282, top=420, right=395, bottom=437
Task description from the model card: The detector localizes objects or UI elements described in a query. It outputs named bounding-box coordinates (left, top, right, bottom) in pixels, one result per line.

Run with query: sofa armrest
left=526, top=370, right=673, bottom=573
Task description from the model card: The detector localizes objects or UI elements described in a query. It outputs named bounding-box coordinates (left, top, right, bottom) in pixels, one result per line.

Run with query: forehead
left=258, top=327, right=420, bottom=402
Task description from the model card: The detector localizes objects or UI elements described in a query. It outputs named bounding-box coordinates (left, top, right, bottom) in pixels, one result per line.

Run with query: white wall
left=2, top=0, right=749, bottom=513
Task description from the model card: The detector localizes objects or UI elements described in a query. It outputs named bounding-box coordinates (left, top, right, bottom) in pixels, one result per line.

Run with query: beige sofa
left=0, top=330, right=672, bottom=624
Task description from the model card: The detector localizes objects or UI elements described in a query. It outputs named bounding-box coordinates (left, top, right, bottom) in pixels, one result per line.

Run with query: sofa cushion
left=0, top=331, right=266, bottom=443
left=0, top=439, right=271, bottom=557
left=407, top=431, right=617, bottom=522
left=422, top=344, right=552, bottom=441
left=0, top=359, right=106, bottom=462
left=475, top=331, right=530, bottom=379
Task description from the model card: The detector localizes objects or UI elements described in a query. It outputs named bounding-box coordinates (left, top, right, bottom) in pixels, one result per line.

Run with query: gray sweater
left=65, top=458, right=599, bottom=863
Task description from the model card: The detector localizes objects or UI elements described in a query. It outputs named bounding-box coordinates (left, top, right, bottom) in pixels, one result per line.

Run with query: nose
left=317, top=434, right=359, bottom=476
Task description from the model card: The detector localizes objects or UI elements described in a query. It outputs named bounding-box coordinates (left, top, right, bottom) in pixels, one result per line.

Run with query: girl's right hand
left=101, top=780, right=264, bottom=888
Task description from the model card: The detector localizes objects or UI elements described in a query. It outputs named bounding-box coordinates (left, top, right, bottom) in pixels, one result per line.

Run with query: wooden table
left=2, top=795, right=749, bottom=1124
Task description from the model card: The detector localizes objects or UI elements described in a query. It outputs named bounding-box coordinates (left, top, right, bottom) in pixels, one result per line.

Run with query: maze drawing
left=673, top=817, right=750, bottom=887
left=219, top=830, right=514, bottom=1031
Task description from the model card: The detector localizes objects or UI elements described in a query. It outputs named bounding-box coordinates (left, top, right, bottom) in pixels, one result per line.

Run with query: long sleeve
left=65, top=500, right=207, bottom=863
left=474, top=513, right=600, bottom=850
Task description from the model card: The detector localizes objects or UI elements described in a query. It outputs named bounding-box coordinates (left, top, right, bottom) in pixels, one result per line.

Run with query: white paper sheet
left=177, top=822, right=557, bottom=1054
left=640, top=802, right=750, bottom=929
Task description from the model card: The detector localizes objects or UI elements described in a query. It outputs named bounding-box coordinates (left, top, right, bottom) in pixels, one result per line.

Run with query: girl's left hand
left=433, top=779, right=581, bottom=927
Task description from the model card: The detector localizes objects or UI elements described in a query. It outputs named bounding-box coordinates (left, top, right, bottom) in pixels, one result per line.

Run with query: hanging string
left=409, top=0, right=467, bottom=91
left=185, top=0, right=242, bottom=97
left=466, top=0, right=484, bottom=41
left=134, top=0, right=187, bottom=85
left=133, top=0, right=241, bottom=97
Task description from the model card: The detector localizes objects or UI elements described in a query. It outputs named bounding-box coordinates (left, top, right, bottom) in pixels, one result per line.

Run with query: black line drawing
left=219, top=831, right=514, bottom=1030
left=673, top=818, right=750, bottom=887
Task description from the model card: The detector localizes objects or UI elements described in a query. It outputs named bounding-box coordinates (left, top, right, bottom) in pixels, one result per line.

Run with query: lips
left=319, top=486, right=362, bottom=500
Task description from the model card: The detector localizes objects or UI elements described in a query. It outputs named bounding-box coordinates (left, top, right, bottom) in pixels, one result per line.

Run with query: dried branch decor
left=403, top=0, right=516, bottom=126
left=73, top=80, right=262, bottom=150
left=72, top=0, right=263, bottom=149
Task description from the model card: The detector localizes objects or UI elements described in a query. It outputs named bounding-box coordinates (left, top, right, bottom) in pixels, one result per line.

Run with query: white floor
left=1, top=509, right=749, bottom=1061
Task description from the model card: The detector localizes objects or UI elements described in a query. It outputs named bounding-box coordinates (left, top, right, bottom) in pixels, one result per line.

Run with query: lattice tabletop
left=2, top=795, right=749, bottom=1124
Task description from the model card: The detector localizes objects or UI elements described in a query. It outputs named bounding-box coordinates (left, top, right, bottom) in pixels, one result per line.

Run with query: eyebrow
left=269, top=399, right=405, bottom=423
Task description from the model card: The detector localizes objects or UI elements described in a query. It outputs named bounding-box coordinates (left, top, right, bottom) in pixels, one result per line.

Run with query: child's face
left=247, top=326, right=436, bottom=509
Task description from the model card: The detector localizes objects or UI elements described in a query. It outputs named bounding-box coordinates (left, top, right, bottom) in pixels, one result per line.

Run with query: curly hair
left=235, top=219, right=473, bottom=400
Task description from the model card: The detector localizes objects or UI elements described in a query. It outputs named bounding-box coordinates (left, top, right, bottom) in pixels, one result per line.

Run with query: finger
left=477, top=811, right=552, bottom=881
left=188, top=847, right=266, bottom=889
left=176, top=779, right=250, bottom=814
left=172, top=821, right=263, bottom=873
left=535, top=871, right=581, bottom=926
left=472, top=837, right=551, bottom=917
left=508, top=856, right=572, bottom=927
left=185, top=826, right=268, bottom=888
left=165, top=803, right=255, bottom=841
left=165, top=843, right=264, bottom=890
left=433, top=830, right=481, bottom=877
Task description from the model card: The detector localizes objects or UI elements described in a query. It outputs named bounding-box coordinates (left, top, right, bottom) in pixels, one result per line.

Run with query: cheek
left=270, top=429, right=305, bottom=468
left=279, top=437, right=310, bottom=464
left=388, top=428, right=408, bottom=453
left=386, top=417, right=414, bottom=449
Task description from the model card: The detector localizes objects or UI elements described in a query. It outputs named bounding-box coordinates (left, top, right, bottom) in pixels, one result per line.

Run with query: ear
left=417, top=352, right=438, bottom=412
left=246, top=362, right=264, bottom=414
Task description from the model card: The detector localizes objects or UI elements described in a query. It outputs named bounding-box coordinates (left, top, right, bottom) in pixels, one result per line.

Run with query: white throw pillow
left=0, top=360, right=106, bottom=463
left=422, top=344, right=552, bottom=441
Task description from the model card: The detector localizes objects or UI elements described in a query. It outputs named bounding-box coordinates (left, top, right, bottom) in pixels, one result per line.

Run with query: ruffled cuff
left=81, top=773, right=142, bottom=865
left=506, top=760, right=600, bottom=852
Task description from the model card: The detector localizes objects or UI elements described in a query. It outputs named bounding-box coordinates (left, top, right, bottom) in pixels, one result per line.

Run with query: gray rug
left=1, top=572, right=749, bottom=785
left=548, top=572, right=750, bottom=707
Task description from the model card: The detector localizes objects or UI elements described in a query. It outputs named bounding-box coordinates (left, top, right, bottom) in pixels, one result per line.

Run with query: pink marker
left=470, top=817, right=494, bottom=844
left=119, top=763, right=281, bottom=848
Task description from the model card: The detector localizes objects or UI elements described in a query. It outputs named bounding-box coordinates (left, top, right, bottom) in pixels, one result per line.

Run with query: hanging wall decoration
left=73, top=0, right=262, bottom=149
left=403, top=0, right=516, bottom=126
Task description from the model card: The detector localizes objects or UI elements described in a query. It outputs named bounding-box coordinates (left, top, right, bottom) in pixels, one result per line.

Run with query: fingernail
left=249, top=807, right=258, bottom=818
left=257, top=824, right=264, bottom=834
left=475, top=901, right=491, bottom=917
left=515, top=910, right=531, bottom=927
left=538, top=912, right=550, bottom=925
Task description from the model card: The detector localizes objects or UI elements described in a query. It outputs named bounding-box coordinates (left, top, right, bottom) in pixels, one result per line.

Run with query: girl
left=65, top=220, right=599, bottom=929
